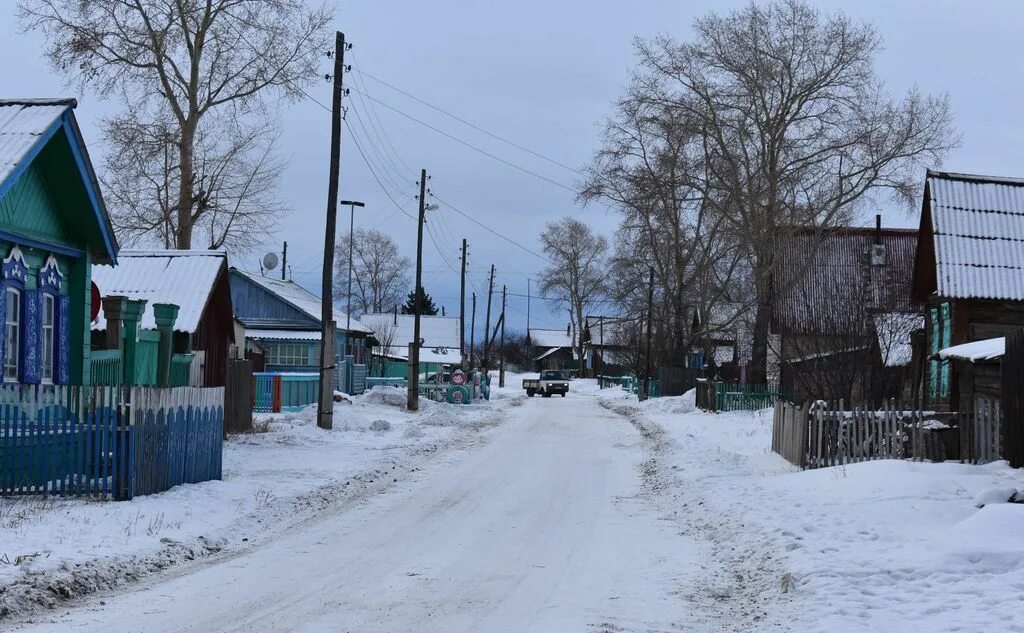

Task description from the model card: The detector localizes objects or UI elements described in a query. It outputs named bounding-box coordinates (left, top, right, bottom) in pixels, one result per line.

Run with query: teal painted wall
left=0, top=165, right=68, bottom=244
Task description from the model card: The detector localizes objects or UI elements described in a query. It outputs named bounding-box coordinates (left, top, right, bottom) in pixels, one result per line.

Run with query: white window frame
left=41, top=293, right=55, bottom=384
left=5, top=287, right=20, bottom=382
left=266, top=342, right=318, bottom=366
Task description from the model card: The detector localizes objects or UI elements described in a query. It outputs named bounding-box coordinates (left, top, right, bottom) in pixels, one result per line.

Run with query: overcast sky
left=2, top=0, right=1023, bottom=333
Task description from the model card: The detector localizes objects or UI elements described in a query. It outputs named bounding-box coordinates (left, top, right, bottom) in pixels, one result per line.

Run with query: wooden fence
left=772, top=400, right=959, bottom=468
left=0, top=384, right=223, bottom=499
left=960, top=395, right=1002, bottom=464
left=224, top=359, right=253, bottom=434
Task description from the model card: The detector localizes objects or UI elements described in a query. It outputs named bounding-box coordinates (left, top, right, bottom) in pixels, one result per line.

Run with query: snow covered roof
left=939, top=337, right=1005, bottom=362
left=234, top=269, right=370, bottom=333
left=922, top=171, right=1024, bottom=301
left=584, top=316, right=636, bottom=347
left=377, top=345, right=459, bottom=364
left=528, top=328, right=573, bottom=348
left=874, top=312, right=924, bottom=367
left=0, top=100, right=70, bottom=186
left=534, top=346, right=567, bottom=361
left=92, top=250, right=227, bottom=333
left=245, top=329, right=321, bottom=341
left=360, top=313, right=461, bottom=350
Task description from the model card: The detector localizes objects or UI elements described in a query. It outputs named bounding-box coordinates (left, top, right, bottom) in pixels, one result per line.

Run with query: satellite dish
left=262, top=252, right=279, bottom=270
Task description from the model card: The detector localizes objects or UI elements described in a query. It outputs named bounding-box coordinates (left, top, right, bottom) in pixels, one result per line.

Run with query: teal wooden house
left=0, top=99, right=118, bottom=386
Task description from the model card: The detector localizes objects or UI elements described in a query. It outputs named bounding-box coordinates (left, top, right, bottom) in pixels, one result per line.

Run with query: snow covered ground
left=4, top=376, right=1024, bottom=632
left=602, top=386, right=1024, bottom=632
left=0, top=382, right=521, bottom=621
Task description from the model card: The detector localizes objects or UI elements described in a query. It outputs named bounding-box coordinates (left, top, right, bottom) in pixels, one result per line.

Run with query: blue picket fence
left=0, top=384, right=223, bottom=500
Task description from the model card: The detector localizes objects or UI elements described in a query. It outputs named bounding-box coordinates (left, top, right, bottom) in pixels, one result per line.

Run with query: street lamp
left=339, top=200, right=365, bottom=355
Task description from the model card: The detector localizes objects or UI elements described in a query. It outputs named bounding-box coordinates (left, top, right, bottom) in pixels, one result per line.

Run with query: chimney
left=871, top=214, right=886, bottom=266
left=442, top=306, right=446, bottom=317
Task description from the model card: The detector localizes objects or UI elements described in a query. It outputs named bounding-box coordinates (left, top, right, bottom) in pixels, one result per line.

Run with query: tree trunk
left=750, top=294, right=771, bottom=386
left=176, top=121, right=196, bottom=249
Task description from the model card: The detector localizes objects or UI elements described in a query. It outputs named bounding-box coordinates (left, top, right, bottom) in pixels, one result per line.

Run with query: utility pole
left=598, top=316, right=604, bottom=378
left=339, top=199, right=365, bottom=355
left=483, top=264, right=495, bottom=368
left=317, top=31, right=347, bottom=431
left=526, top=278, right=531, bottom=332
left=408, top=168, right=430, bottom=411
left=281, top=241, right=288, bottom=281
left=643, top=266, right=654, bottom=402
left=499, top=285, right=507, bottom=387
left=470, top=292, right=477, bottom=368
left=460, top=238, right=467, bottom=370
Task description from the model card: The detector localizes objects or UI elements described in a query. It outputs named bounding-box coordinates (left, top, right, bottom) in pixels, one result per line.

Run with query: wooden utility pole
left=499, top=284, right=507, bottom=387
left=642, top=266, right=654, bottom=402
left=526, top=278, right=531, bottom=332
left=408, top=168, right=428, bottom=411
left=281, top=241, right=287, bottom=280
left=317, top=31, right=347, bottom=430
left=470, top=291, right=477, bottom=368
left=460, top=238, right=467, bottom=370
left=483, top=264, right=495, bottom=367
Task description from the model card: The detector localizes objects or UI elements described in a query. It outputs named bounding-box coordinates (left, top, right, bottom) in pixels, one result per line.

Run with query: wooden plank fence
left=961, top=395, right=1002, bottom=465
left=0, top=384, right=223, bottom=500
left=772, top=400, right=960, bottom=469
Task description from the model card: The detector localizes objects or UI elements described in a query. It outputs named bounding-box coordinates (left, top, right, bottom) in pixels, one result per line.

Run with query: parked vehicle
left=523, top=370, right=570, bottom=398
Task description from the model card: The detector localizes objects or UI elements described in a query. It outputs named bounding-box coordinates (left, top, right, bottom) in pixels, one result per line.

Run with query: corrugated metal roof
left=528, top=328, right=573, bottom=348
left=360, top=313, right=461, bottom=350
left=0, top=101, right=69, bottom=190
left=92, top=250, right=227, bottom=333
left=772, top=227, right=919, bottom=336
left=236, top=270, right=370, bottom=333
left=584, top=316, right=635, bottom=346
left=245, top=329, right=320, bottom=341
left=926, top=170, right=1024, bottom=300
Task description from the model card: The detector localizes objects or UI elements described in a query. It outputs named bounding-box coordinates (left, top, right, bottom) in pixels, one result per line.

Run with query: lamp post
left=339, top=199, right=365, bottom=355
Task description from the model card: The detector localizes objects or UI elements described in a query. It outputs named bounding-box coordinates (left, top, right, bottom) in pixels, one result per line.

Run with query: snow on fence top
left=939, top=336, right=1005, bottom=362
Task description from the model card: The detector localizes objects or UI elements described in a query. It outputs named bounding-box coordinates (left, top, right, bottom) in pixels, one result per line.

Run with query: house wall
left=228, top=270, right=319, bottom=328
left=192, top=270, right=234, bottom=387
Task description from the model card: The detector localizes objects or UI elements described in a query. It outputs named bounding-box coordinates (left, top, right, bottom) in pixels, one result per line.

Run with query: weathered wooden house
left=912, top=170, right=1024, bottom=412
left=582, top=316, right=634, bottom=377
left=229, top=268, right=373, bottom=373
left=770, top=221, right=920, bottom=403
left=91, top=251, right=234, bottom=386
left=0, top=98, right=118, bottom=385
left=526, top=327, right=575, bottom=371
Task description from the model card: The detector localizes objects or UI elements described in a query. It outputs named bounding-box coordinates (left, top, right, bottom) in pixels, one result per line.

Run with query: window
left=5, top=287, right=19, bottom=381
left=265, top=342, right=318, bottom=366
left=41, top=293, right=54, bottom=383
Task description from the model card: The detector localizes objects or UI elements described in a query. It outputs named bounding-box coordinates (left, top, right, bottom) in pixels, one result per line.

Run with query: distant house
left=689, top=304, right=744, bottom=372
left=526, top=327, right=575, bottom=371
left=912, top=170, right=1024, bottom=411
left=582, top=316, right=634, bottom=377
left=0, top=98, right=118, bottom=386
left=770, top=219, right=920, bottom=402
left=229, top=268, right=372, bottom=373
left=360, top=311, right=461, bottom=376
left=92, top=250, right=234, bottom=386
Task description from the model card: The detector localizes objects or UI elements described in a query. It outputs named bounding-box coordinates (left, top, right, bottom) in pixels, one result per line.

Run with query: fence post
left=121, top=300, right=147, bottom=386
left=101, top=295, right=127, bottom=353
left=152, top=303, right=180, bottom=388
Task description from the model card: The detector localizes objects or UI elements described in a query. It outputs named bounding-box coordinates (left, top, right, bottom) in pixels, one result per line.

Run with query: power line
left=354, top=66, right=583, bottom=177
left=431, top=193, right=553, bottom=264
left=348, top=51, right=416, bottom=175
left=349, top=87, right=577, bottom=194
left=344, top=121, right=417, bottom=222
left=347, top=102, right=410, bottom=193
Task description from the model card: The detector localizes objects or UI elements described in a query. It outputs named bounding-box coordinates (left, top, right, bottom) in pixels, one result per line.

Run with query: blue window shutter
left=57, top=295, right=70, bottom=384
left=20, top=288, right=41, bottom=384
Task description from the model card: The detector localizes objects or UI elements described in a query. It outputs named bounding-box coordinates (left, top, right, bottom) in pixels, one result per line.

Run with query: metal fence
left=697, top=380, right=785, bottom=412
left=0, top=384, right=223, bottom=499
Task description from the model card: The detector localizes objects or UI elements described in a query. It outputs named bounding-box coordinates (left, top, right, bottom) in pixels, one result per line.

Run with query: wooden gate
left=1002, top=329, right=1024, bottom=467
left=224, top=359, right=253, bottom=434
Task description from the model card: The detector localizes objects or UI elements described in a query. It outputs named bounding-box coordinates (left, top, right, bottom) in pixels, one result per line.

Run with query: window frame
left=4, top=286, right=20, bottom=382
left=41, top=292, right=55, bottom=384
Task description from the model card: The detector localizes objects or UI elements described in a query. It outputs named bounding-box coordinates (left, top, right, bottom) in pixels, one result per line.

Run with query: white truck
left=523, top=370, right=570, bottom=398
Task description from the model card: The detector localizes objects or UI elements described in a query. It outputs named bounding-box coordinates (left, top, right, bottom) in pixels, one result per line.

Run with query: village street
left=8, top=391, right=719, bottom=633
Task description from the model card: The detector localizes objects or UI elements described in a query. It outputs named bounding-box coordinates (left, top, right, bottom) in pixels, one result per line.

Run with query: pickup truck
left=523, top=370, right=570, bottom=398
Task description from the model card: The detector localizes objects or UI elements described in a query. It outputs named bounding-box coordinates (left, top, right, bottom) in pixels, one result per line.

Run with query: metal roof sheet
left=236, top=270, right=370, bottom=333
left=0, top=102, right=67, bottom=189
left=927, top=171, right=1024, bottom=300
left=772, top=227, right=919, bottom=335
left=92, top=250, right=227, bottom=333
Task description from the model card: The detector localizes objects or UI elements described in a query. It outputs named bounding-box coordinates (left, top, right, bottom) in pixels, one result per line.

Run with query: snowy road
left=15, top=392, right=702, bottom=632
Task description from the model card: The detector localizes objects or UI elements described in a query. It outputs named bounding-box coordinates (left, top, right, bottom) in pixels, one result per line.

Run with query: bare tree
left=334, top=229, right=411, bottom=316
left=612, top=0, right=956, bottom=383
left=20, top=0, right=331, bottom=250
left=537, top=218, right=608, bottom=365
